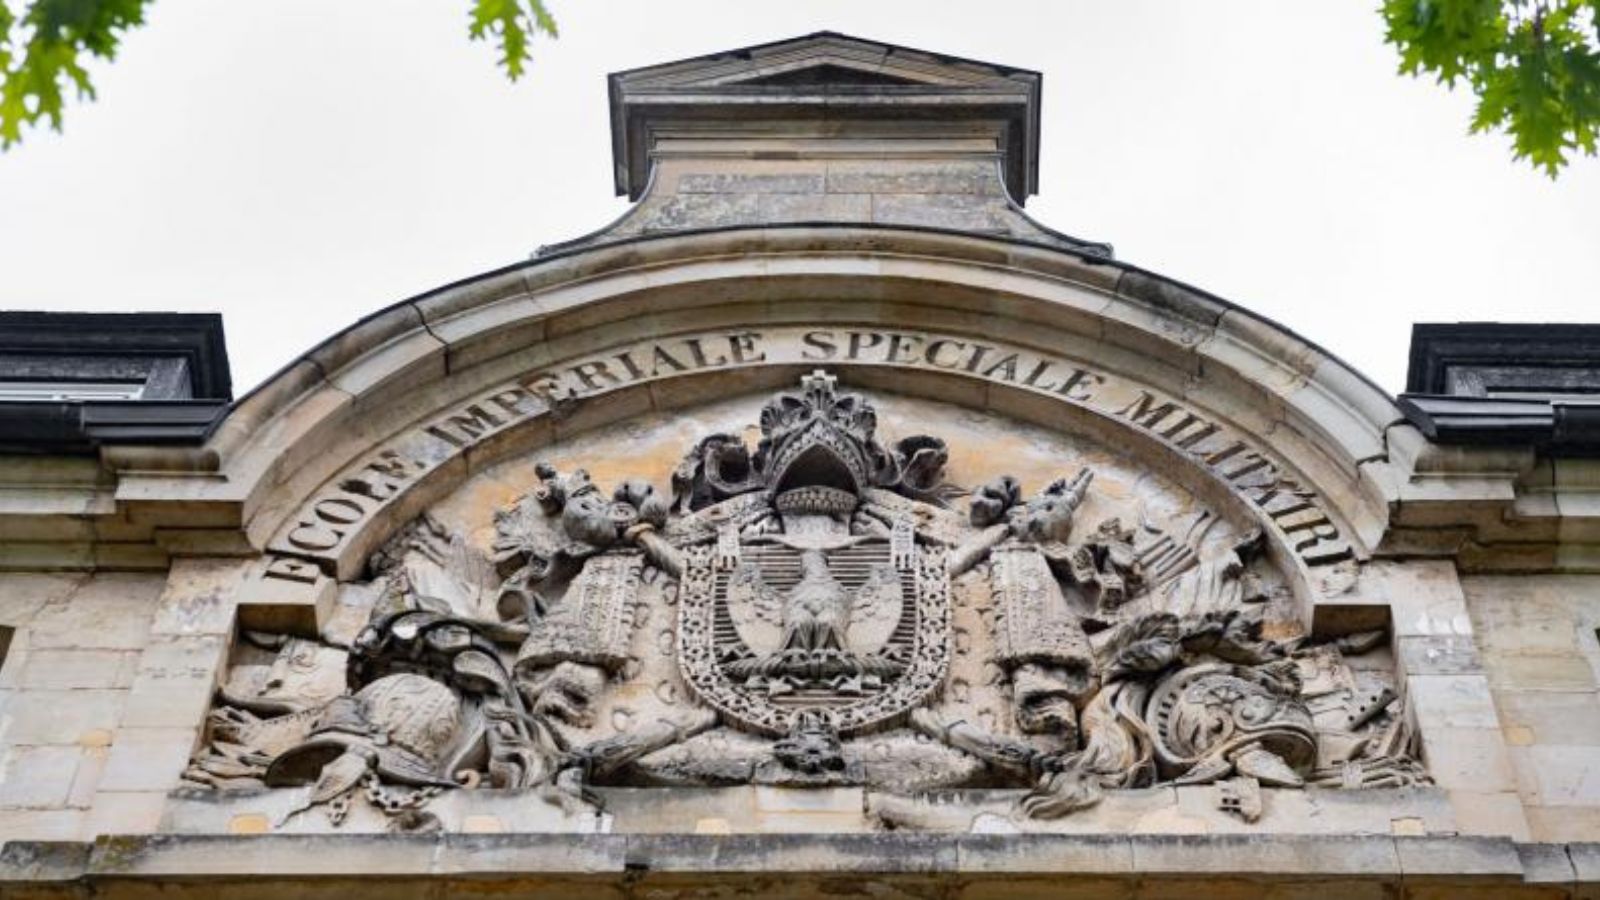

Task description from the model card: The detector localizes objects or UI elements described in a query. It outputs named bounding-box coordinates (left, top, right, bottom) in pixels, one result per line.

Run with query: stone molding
left=3, top=227, right=1587, bottom=571
left=1, top=833, right=1590, bottom=896
left=186, top=228, right=1400, bottom=549
left=605, top=32, right=1044, bottom=202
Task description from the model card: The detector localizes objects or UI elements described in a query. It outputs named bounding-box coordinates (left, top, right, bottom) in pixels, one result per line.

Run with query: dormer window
left=0, top=379, right=147, bottom=401
left=0, top=312, right=231, bottom=452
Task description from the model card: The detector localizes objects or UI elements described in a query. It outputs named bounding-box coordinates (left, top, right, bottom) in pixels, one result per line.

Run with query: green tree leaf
left=1383, top=0, right=1600, bottom=176
left=0, top=0, right=153, bottom=146
left=0, top=0, right=559, bottom=149
left=467, top=0, right=558, bottom=82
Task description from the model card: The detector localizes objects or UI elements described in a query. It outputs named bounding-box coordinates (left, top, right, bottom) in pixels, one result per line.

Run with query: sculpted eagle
left=723, top=550, right=904, bottom=691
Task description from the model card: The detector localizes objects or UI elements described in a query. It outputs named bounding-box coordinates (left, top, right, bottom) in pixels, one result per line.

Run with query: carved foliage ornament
left=189, top=371, right=1424, bottom=828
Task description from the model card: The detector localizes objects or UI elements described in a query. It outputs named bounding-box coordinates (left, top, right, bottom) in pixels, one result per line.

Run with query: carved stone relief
left=189, top=371, right=1423, bottom=829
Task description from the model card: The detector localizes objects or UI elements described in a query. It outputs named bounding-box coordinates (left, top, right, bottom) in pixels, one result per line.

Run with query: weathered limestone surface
left=3, top=833, right=1598, bottom=898
left=1464, top=574, right=1600, bottom=842
left=559, top=154, right=1108, bottom=256
left=2, top=31, right=1597, bottom=896
left=0, top=573, right=162, bottom=843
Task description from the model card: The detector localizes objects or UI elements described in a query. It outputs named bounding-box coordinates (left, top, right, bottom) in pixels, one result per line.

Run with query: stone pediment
left=609, top=32, right=1039, bottom=90
left=734, top=64, right=926, bottom=88
left=607, top=32, right=1042, bottom=203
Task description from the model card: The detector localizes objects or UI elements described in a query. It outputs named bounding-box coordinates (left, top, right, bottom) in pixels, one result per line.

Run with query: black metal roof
left=1400, top=323, right=1600, bottom=453
left=0, top=312, right=231, bottom=454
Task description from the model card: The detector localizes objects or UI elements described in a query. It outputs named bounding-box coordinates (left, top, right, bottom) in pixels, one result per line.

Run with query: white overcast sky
left=0, top=1, right=1595, bottom=395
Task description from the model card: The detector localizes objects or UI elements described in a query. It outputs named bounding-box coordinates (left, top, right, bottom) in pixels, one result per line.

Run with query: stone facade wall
left=0, top=564, right=240, bottom=844
left=2, top=536, right=1583, bottom=850
left=1317, top=560, right=1526, bottom=841
left=1464, top=574, right=1600, bottom=842
left=0, top=326, right=1591, bottom=898
left=5, top=31, right=1598, bottom=897
left=576, top=155, right=1088, bottom=252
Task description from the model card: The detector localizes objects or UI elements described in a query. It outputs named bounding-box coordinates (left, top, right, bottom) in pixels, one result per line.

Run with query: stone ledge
left=0, top=840, right=92, bottom=883
left=1127, top=833, right=1402, bottom=879
left=625, top=833, right=960, bottom=874
left=1, top=833, right=1588, bottom=886
left=1394, top=835, right=1527, bottom=881
left=954, top=833, right=1131, bottom=874
left=1520, top=841, right=1578, bottom=886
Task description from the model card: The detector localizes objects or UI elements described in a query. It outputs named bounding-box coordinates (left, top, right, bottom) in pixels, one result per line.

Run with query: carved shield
left=677, top=536, right=950, bottom=737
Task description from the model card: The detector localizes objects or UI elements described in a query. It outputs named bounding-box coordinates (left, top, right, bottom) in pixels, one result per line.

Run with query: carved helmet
left=1147, top=663, right=1317, bottom=786
left=266, top=673, right=464, bottom=789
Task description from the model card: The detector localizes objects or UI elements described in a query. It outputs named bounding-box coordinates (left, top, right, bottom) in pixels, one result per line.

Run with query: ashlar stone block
left=1447, top=790, right=1531, bottom=841
left=0, top=573, right=84, bottom=627
left=0, top=807, right=85, bottom=843
left=149, top=558, right=251, bottom=637
left=1399, top=635, right=1484, bottom=675
left=84, top=790, right=167, bottom=838
left=1511, top=744, right=1600, bottom=806
left=1392, top=835, right=1523, bottom=880
left=1127, top=833, right=1400, bottom=878
left=0, top=744, right=83, bottom=808
left=1525, top=803, right=1600, bottom=841
left=235, top=559, right=337, bottom=638
left=16, top=649, right=139, bottom=690
left=1408, top=674, right=1504, bottom=730
left=1495, top=690, right=1600, bottom=746
left=23, top=573, right=161, bottom=650
left=119, top=635, right=225, bottom=730
left=95, top=727, right=200, bottom=793
left=1419, top=726, right=1518, bottom=792
left=0, top=689, right=125, bottom=745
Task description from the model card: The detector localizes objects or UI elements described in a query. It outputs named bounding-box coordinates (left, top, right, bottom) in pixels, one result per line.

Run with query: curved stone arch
left=164, top=226, right=1400, bottom=613
left=280, top=359, right=1358, bottom=593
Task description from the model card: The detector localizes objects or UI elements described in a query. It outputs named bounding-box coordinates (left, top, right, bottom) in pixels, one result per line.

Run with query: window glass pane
left=0, top=380, right=146, bottom=401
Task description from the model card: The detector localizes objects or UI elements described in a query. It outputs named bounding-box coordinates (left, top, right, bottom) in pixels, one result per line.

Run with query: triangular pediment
left=606, top=33, right=1043, bottom=202
left=612, top=32, right=1037, bottom=91
left=735, top=63, right=925, bottom=88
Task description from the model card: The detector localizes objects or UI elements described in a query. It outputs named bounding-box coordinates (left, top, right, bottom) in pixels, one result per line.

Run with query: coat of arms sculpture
left=188, top=372, right=1424, bottom=830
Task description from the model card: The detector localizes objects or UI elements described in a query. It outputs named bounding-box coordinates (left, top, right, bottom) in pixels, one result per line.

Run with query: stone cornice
left=1, top=833, right=1586, bottom=896
left=606, top=32, right=1043, bottom=202
left=0, top=226, right=1416, bottom=577
left=9, top=226, right=1591, bottom=573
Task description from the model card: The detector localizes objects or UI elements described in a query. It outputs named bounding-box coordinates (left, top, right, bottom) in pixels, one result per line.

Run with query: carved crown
left=758, top=370, right=889, bottom=498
